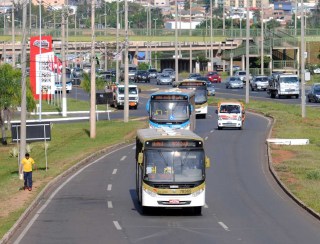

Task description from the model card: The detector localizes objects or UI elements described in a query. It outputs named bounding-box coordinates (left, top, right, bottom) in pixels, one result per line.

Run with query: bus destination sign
left=151, top=95, right=188, bottom=100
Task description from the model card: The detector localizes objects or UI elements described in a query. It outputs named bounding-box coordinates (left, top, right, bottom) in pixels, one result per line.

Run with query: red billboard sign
left=30, top=36, right=55, bottom=100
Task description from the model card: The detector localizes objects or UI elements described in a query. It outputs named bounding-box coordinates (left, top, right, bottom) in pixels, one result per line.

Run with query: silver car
left=157, top=73, right=173, bottom=85
left=250, top=75, right=269, bottom=91
left=225, top=76, right=244, bottom=89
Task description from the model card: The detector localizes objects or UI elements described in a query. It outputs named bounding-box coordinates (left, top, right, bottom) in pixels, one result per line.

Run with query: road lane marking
left=113, top=221, right=122, bottom=230
left=204, top=203, right=208, bottom=208
left=108, top=201, right=113, bottom=208
left=13, top=143, right=135, bottom=244
left=112, top=169, right=117, bottom=175
left=210, top=130, right=214, bottom=133
left=107, top=184, right=112, bottom=191
left=132, top=146, right=136, bottom=150
left=120, top=156, right=127, bottom=161
left=205, top=136, right=208, bottom=140
left=218, top=222, right=230, bottom=231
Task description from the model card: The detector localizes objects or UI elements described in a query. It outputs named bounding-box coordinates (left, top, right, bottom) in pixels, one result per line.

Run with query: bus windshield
left=144, top=149, right=205, bottom=182
left=150, top=101, right=189, bottom=122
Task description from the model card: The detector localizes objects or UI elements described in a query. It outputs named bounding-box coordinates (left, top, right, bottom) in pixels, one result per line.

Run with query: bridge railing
left=272, top=60, right=298, bottom=70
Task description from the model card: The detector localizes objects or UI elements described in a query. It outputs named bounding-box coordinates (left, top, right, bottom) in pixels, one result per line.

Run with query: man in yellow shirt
left=21, top=153, right=36, bottom=191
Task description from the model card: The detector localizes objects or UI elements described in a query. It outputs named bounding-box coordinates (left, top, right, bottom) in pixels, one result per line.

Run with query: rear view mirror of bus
left=138, top=153, right=144, bottom=165
left=205, top=156, right=211, bottom=168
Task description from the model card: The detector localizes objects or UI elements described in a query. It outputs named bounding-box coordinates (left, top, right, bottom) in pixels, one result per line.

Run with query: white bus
left=135, top=128, right=211, bottom=215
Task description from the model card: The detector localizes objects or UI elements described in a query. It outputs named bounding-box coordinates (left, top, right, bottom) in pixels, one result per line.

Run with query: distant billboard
left=137, top=51, right=146, bottom=62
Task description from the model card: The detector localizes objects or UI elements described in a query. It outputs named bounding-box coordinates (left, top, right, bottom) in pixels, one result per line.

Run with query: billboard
left=30, top=36, right=60, bottom=100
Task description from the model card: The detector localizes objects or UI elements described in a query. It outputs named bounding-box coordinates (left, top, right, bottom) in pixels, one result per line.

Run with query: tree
left=81, top=73, right=106, bottom=93
left=0, top=64, right=35, bottom=145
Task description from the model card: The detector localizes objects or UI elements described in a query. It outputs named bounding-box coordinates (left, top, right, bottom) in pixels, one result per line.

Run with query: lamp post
left=153, top=18, right=157, bottom=36
left=210, top=0, right=213, bottom=71
left=261, top=6, right=264, bottom=75
left=11, top=2, right=15, bottom=67
left=300, top=0, right=306, bottom=118
left=245, top=3, right=250, bottom=104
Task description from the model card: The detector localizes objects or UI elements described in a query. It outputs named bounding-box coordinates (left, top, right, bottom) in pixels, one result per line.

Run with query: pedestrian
left=21, top=153, right=36, bottom=191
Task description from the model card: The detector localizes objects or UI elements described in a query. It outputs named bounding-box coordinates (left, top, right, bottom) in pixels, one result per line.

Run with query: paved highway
left=10, top=107, right=320, bottom=244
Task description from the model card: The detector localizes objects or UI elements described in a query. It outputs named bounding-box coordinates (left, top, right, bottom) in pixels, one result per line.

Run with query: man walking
left=21, top=153, right=36, bottom=191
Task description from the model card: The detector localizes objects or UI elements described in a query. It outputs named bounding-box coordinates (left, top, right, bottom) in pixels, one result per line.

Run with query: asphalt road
left=10, top=107, right=320, bottom=244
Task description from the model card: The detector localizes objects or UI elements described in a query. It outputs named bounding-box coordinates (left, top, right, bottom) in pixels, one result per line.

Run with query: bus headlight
left=144, top=188, right=157, bottom=197
left=192, top=188, right=204, bottom=197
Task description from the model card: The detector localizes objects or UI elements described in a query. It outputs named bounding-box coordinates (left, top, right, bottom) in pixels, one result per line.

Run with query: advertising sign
left=30, top=36, right=56, bottom=100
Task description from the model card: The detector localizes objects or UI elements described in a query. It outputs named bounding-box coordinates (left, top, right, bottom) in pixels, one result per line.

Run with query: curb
left=0, top=141, right=130, bottom=244
left=266, top=116, right=320, bottom=221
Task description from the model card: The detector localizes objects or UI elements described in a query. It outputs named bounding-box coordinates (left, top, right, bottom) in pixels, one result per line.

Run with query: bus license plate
left=169, top=199, right=180, bottom=204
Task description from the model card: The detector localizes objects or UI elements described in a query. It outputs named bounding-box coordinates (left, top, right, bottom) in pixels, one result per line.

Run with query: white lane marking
left=112, top=169, right=117, bottom=175
left=210, top=130, right=214, bottom=133
left=204, top=203, right=209, bottom=208
left=132, top=146, right=136, bottom=150
left=120, top=156, right=127, bottom=161
left=205, top=136, right=208, bottom=140
left=113, top=221, right=122, bottom=230
left=218, top=222, right=230, bottom=231
left=13, top=143, right=135, bottom=244
left=107, top=201, right=113, bottom=208
left=107, top=184, right=112, bottom=191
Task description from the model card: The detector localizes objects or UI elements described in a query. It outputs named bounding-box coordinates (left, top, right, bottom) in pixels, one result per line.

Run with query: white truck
left=107, top=84, right=139, bottom=109
left=267, top=74, right=300, bottom=99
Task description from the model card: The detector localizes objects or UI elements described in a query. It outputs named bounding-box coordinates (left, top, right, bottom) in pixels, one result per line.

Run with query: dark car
left=206, top=71, right=221, bottom=83
left=135, top=70, right=150, bottom=83
left=188, top=73, right=202, bottom=79
left=307, top=83, right=320, bottom=103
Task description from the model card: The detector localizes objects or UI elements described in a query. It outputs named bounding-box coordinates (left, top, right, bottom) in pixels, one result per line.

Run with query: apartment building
left=225, top=0, right=270, bottom=8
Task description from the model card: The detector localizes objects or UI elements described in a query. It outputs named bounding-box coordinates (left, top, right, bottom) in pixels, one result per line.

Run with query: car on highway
left=148, top=68, right=158, bottom=79
left=162, top=68, right=175, bottom=81
left=225, top=76, right=243, bottom=89
left=313, top=68, right=320, bottom=74
left=235, top=70, right=252, bottom=83
left=156, top=73, right=173, bottom=85
left=72, top=67, right=83, bottom=77
left=188, top=73, right=202, bottom=79
left=206, top=71, right=221, bottom=83
left=206, top=80, right=216, bottom=96
left=196, top=76, right=215, bottom=96
left=250, top=75, right=269, bottom=91
left=134, top=70, right=150, bottom=83
left=307, top=83, right=320, bottom=103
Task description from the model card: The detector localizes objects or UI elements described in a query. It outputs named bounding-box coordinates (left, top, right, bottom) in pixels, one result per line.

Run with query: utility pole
left=174, top=0, right=178, bottom=82
left=189, top=0, right=192, bottom=73
left=62, top=5, right=67, bottom=117
left=90, top=0, right=96, bottom=137
left=116, top=0, right=119, bottom=84
left=222, top=3, right=225, bottom=36
left=300, top=0, right=306, bottom=118
left=261, top=6, right=264, bottom=75
left=245, top=3, right=250, bottom=104
left=210, top=0, right=213, bottom=71
left=124, top=0, right=129, bottom=122
left=19, top=0, right=28, bottom=176
left=11, top=1, right=15, bottom=67
left=295, top=0, right=297, bottom=36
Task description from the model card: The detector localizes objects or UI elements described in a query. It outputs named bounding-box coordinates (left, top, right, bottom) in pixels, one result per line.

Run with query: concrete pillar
left=230, top=53, right=234, bottom=76
left=223, top=60, right=225, bottom=72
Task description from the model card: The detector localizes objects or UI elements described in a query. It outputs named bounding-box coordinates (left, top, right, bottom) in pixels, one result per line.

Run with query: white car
left=54, top=81, right=73, bottom=93
left=313, top=68, right=320, bottom=74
